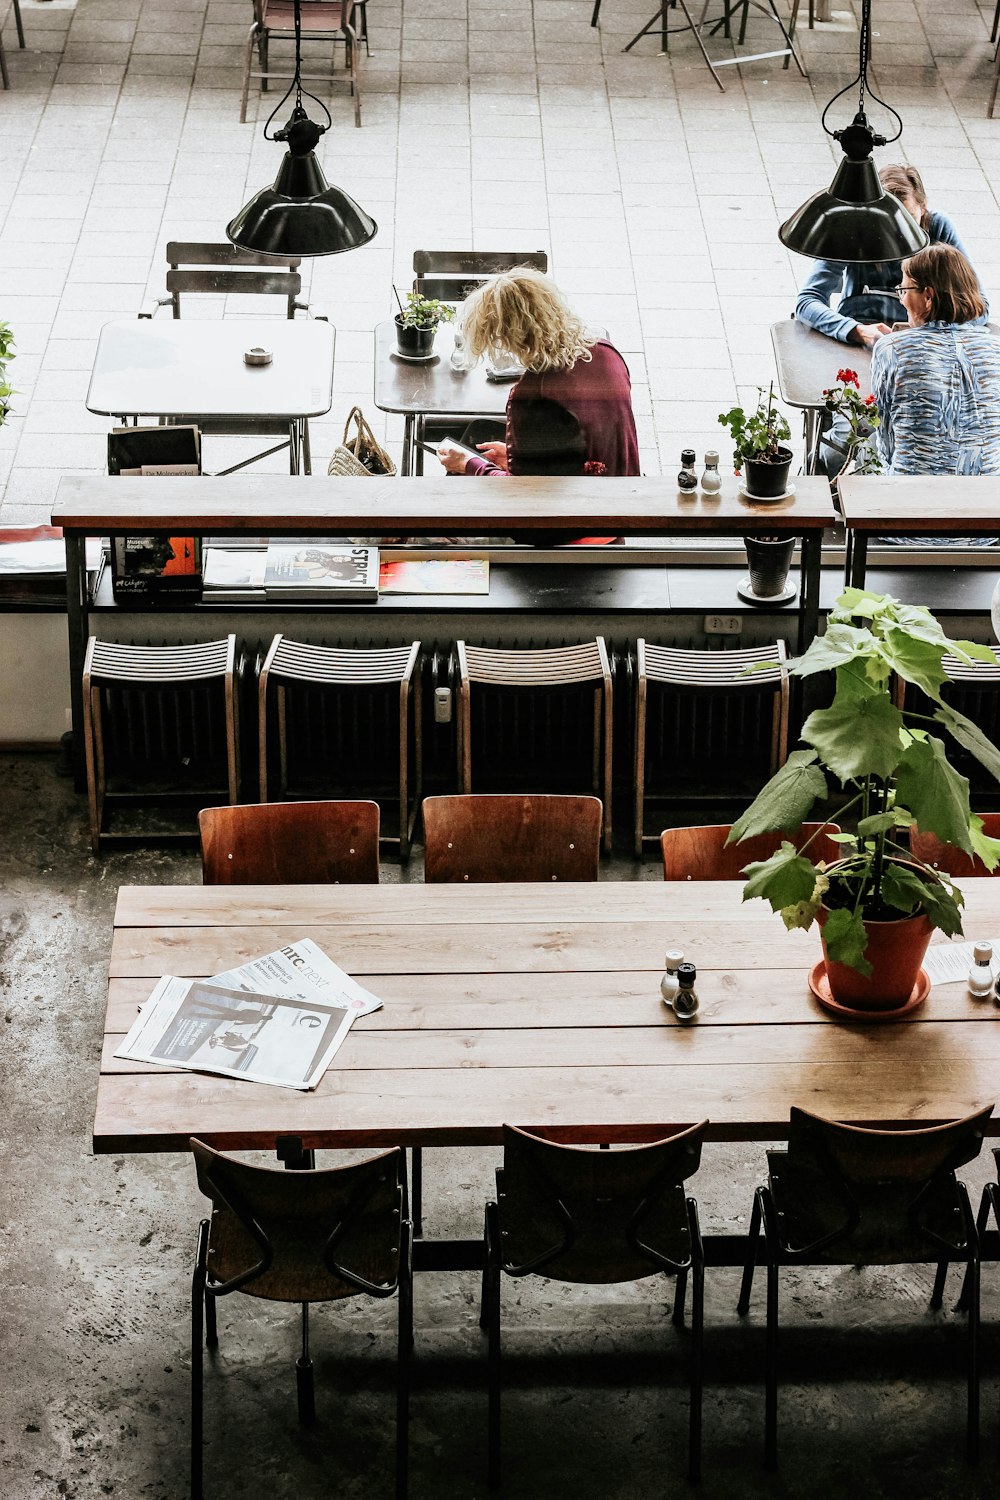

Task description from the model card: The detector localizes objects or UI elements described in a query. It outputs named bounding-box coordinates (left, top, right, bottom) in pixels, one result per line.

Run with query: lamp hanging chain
left=262, top=0, right=333, bottom=141
left=818, top=0, right=902, bottom=145
left=857, top=0, right=869, bottom=120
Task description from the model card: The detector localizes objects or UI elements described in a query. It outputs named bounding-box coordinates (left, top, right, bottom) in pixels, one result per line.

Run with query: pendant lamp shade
left=227, top=142, right=377, bottom=258
left=779, top=152, right=928, bottom=264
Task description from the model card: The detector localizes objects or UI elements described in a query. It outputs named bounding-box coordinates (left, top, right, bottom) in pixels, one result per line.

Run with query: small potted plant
left=823, top=366, right=883, bottom=492
left=718, top=383, right=793, bottom=499
left=0, top=319, right=16, bottom=427
left=394, top=290, right=456, bottom=359
left=727, top=588, right=1000, bottom=1013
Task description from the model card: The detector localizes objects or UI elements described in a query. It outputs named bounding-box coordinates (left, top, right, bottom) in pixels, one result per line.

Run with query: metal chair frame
left=241, top=0, right=362, bottom=126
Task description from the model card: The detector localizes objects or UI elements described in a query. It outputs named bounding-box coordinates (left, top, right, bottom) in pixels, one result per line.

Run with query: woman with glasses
left=795, top=164, right=987, bottom=350
left=871, top=245, right=1000, bottom=478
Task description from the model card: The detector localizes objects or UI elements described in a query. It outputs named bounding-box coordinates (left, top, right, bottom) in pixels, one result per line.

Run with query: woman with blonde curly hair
left=435, top=267, right=640, bottom=479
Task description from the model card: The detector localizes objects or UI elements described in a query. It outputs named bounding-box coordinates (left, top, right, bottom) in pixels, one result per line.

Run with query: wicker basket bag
left=327, top=406, right=397, bottom=477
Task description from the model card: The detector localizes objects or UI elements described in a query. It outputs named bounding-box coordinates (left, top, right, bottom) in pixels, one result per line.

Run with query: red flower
left=836, top=368, right=860, bottom=387
left=864, top=394, right=876, bottom=406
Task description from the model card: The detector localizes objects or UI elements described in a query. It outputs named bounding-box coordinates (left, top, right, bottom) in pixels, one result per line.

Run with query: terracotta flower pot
left=395, top=314, right=437, bottom=358
left=816, top=902, right=933, bottom=1010
left=743, top=446, right=793, bottom=499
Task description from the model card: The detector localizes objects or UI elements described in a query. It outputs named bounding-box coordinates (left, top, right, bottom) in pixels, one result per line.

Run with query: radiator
left=100, top=681, right=232, bottom=798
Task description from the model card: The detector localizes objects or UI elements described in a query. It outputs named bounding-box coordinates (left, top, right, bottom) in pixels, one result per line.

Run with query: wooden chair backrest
left=412, top=248, right=548, bottom=302
left=496, top=1121, right=707, bottom=1284
left=660, top=823, right=842, bottom=881
left=192, top=1138, right=404, bottom=1301
left=164, top=241, right=301, bottom=317
left=910, top=814, right=1000, bottom=877
left=199, top=800, right=380, bottom=884
left=423, top=794, right=602, bottom=882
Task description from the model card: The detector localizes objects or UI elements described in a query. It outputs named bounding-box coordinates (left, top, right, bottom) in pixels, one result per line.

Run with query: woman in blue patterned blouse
left=871, top=245, right=1000, bottom=477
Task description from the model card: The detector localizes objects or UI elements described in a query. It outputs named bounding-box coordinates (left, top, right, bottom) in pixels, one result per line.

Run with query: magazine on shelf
left=379, top=558, right=489, bottom=595
left=107, top=424, right=201, bottom=476
left=263, top=542, right=379, bottom=602
left=110, top=533, right=203, bottom=603
left=115, top=938, right=382, bottom=1089
left=202, top=546, right=268, bottom=601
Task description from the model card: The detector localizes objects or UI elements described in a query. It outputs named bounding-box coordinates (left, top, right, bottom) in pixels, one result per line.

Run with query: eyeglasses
left=891, top=284, right=922, bottom=297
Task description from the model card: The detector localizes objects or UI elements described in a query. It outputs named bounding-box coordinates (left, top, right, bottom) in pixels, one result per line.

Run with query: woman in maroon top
left=436, top=267, right=641, bottom=480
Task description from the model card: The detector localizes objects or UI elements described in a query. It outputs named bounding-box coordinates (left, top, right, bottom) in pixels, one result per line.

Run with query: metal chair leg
left=296, top=1303, right=316, bottom=1424
left=672, top=1267, right=688, bottom=1326
left=411, top=1146, right=423, bottom=1239
left=688, top=1199, right=704, bottom=1484
left=764, top=1254, right=779, bottom=1470
left=191, top=1220, right=210, bottom=1500
left=966, top=1253, right=980, bottom=1465
left=930, top=1260, right=948, bottom=1310
left=737, top=1186, right=763, bottom=1314
left=13, top=0, right=24, bottom=47
left=485, top=1201, right=503, bottom=1488
left=396, top=1221, right=413, bottom=1499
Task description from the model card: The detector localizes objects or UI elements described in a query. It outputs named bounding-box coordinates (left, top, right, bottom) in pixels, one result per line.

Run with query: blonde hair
left=460, top=267, right=594, bottom=372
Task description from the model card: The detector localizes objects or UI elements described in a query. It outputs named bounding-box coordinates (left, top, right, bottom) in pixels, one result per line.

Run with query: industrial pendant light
left=779, top=0, right=928, bottom=264
left=227, top=0, right=377, bottom=258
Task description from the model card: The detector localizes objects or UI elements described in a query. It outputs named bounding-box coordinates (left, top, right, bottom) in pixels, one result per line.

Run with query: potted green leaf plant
left=728, top=588, right=1000, bottom=1013
left=394, top=290, right=456, bottom=359
left=0, top=320, right=16, bottom=426
left=718, top=383, right=793, bottom=499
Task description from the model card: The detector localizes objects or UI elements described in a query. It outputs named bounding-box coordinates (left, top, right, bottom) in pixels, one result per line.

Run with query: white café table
left=86, top=318, right=336, bottom=475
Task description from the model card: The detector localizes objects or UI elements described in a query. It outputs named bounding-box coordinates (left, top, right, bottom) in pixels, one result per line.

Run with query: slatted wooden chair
left=423, top=794, right=601, bottom=883
left=456, top=639, right=613, bottom=852
left=661, top=822, right=842, bottom=881
left=199, top=799, right=380, bottom=884
left=258, top=635, right=422, bottom=859
left=412, top=249, right=548, bottom=304
left=82, top=636, right=240, bottom=853
left=910, top=814, right=1000, bottom=878
left=139, top=241, right=323, bottom=321
left=241, top=0, right=362, bottom=126
left=191, top=1137, right=412, bottom=1497
left=634, top=640, right=790, bottom=858
left=483, top=1121, right=708, bottom=1486
left=737, top=1105, right=992, bottom=1469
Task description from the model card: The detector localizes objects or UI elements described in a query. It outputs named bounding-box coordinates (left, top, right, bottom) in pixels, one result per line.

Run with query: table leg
left=798, top=531, right=822, bottom=655
left=64, top=532, right=88, bottom=791
left=848, top=531, right=868, bottom=589
left=301, top=419, right=312, bottom=476
left=288, top=421, right=301, bottom=475
left=803, top=409, right=820, bottom=475
left=401, top=415, right=414, bottom=477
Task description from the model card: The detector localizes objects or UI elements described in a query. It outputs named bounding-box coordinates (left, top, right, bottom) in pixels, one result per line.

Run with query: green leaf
left=948, top=639, right=1000, bottom=667
left=879, top=626, right=949, bottom=700
left=801, top=677, right=903, bottom=783
left=857, top=812, right=897, bottom=837
left=790, top=622, right=876, bottom=679
left=831, top=587, right=888, bottom=621
left=893, top=735, right=973, bottom=853
left=822, top=907, right=872, bottom=976
left=969, top=816, right=1000, bottom=873
left=933, top=702, right=1000, bottom=787
left=741, top=844, right=819, bottom=911
left=879, top=862, right=926, bottom=917
left=727, top=749, right=827, bottom=843
left=880, top=862, right=965, bottom=938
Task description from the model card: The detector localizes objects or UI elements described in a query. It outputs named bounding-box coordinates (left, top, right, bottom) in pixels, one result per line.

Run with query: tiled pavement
left=0, top=0, right=999, bottom=518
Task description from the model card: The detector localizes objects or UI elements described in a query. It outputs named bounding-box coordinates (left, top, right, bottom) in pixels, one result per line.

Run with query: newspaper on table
left=922, top=936, right=1000, bottom=987
left=115, top=938, right=382, bottom=1090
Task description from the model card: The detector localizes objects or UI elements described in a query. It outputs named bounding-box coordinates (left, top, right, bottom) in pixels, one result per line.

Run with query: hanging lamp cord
left=262, top=0, right=333, bottom=141
left=819, top=0, right=902, bottom=145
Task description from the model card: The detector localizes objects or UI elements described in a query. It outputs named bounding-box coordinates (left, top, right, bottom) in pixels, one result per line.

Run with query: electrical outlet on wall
left=704, top=615, right=742, bottom=635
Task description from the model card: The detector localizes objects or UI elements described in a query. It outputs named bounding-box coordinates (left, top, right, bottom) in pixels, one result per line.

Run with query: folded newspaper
left=115, top=939, right=382, bottom=1090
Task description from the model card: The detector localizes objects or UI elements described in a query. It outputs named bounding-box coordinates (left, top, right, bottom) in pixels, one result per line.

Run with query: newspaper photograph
left=115, top=976, right=355, bottom=1090
left=209, top=938, right=383, bottom=1017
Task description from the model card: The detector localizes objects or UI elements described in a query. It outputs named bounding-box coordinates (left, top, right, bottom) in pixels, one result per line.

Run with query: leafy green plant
left=396, top=291, right=456, bottom=330
left=718, top=383, right=791, bottom=474
left=0, top=320, right=16, bottom=425
left=824, top=366, right=883, bottom=476
left=728, top=588, right=1000, bottom=974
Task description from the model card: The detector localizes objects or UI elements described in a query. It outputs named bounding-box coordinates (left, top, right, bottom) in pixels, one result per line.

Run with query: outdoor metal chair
left=199, top=799, right=380, bottom=884
left=241, top=0, right=362, bottom=126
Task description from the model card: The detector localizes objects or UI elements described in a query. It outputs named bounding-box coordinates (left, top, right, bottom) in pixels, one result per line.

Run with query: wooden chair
left=241, top=0, right=362, bottom=126
left=483, top=1121, right=708, bottom=1486
left=456, top=639, right=613, bottom=852
left=199, top=799, right=380, bottom=884
left=910, top=814, right=1000, bottom=878
left=737, top=1105, right=992, bottom=1469
left=422, top=794, right=602, bottom=883
left=634, top=640, right=790, bottom=858
left=661, top=822, right=842, bottom=881
left=412, top=248, right=548, bottom=305
left=191, top=1137, right=411, bottom=1497
left=139, top=241, right=324, bottom=321
left=258, top=636, right=422, bottom=860
left=82, top=636, right=240, bottom=853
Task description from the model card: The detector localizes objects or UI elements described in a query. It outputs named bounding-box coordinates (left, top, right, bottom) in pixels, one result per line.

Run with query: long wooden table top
left=54, top=473, right=835, bottom=537
left=94, top=881, right=1000, bottom=1154
left=840, top=473, right=1000, bottom=532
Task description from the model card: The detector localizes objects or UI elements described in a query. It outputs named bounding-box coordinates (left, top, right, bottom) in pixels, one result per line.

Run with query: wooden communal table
left=53, top=472, right=835, bottom=785
left=840, top=473, right=1000, bottom=586
left=97, top=879, right=1000, bottom=1156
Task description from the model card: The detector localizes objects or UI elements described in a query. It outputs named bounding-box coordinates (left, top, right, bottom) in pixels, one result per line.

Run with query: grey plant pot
left=745, top=535, right=795, bottom=599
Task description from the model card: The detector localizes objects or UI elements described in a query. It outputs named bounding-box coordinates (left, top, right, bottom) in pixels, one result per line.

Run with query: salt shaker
left=673, top=961, right=700, bottom=1021
left=677, top=448, right=698, bottom=492
left=450, top=329, right=466, bottom=371
left=700, top=450, right=722, bottom=494
left=660, top=947, right=685, bottom=1007
left=968, top=941, right=994, bottom=998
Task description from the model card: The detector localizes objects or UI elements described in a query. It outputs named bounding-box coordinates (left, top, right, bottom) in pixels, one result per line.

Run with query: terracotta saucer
left=807, top=959, right=930, bottom=1022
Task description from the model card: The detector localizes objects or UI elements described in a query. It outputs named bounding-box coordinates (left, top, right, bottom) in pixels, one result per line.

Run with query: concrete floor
left=3, top=749, right=1000, bottom=1499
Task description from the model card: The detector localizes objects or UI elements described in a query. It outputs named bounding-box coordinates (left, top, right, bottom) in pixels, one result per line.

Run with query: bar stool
left=258, top=635, right=422, bottom=859
left=82, top=636, right=241, bottom=852
left=634, top=640, right=789, bottom=858
left=456, top=639, right=613, bottom=852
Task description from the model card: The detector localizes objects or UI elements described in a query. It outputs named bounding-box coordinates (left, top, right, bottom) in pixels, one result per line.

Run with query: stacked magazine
left=263, top=543, right=379, bottom=602
left=115, top=938, right=381, bottom=1090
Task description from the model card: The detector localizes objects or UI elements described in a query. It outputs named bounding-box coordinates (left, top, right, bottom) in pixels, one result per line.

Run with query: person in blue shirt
left=796, top=163, right=987, bottom=351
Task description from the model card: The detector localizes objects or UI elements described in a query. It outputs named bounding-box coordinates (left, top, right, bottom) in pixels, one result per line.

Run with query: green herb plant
left=397, top=292, right=457, bottom=330
left=718, top=383, right=791, bottom=475
left=0, top=320, right=15, bottom=425
left=728, top=588, right=1000, bottom=975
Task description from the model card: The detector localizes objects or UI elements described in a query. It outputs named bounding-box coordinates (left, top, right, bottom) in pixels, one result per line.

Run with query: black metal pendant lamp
left=779, top=0, right=928, bottom=264
left=227, top=0, right=377, bottom=258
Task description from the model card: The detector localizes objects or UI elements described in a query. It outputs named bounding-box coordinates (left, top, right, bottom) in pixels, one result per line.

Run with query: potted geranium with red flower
left=824, top=366, right=883, bottom=481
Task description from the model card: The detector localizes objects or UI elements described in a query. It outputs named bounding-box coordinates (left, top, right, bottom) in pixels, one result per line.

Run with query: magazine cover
left=110, top=533, right=203, bottom=602
left=379, top=558, right=489, bottom=595
left=264, top=543, right=379, bottom=599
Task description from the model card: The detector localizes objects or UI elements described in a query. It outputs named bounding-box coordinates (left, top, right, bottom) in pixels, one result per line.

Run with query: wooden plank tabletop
left=840, top=474, right=1000, bottom=532
left=54, top=473, right=835, bottom=536
left=94, top=881, right=1000, bottom=1154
